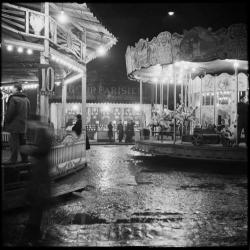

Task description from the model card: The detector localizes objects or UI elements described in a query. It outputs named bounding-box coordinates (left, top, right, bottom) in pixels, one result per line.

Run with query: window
left=217, top=91, right=231, bottom=105
left=202, top=92, right=214, bottom=106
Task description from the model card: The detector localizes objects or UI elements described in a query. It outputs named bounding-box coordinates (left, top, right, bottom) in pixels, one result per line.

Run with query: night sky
left=87, top=1, right=248, bottom=82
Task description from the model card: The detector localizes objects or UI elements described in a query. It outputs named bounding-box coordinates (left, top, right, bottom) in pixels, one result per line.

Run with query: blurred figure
left=237, top=95, right=248, bottom=145
left=125, top=120, right=135, bottom=143
left=72, top=114, right=82, bottom=136
left=48, top=118, right=54, bottom=132
left=4, top=83, right=30, bottom=164
left=117, top=120, right=124, bottom=143
left=108, top=122, right=113, bottom=142
left=72, top=114, right=90, bottom=150
left=20, top=114, right=52, bottom=246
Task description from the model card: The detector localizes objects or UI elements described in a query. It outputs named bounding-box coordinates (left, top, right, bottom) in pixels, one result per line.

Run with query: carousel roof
left=125, top=23, right=248, bottom=84
left=132, top=59, right=249, bottom=84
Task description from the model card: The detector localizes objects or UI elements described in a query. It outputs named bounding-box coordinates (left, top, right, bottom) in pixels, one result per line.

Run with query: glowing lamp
left=233, top=60, right=239, bottom=68
left=7, top=45, right=13, bottom=51
left=97, top=46, right=106, bottom=56
left=58, top=11, right=68, bottom=24
left=103, top=105, right=110, bottom=112
left=134, top=105, right=140, bottom=111
left=72, top=104, right=78, bottom=111
left=27, top=49, right=33, bottom=55
left=17, top=47, right=23, bottom=53
left=168, top=11, right=174, bottom=16
left=152, top=77, right=158, bottom=83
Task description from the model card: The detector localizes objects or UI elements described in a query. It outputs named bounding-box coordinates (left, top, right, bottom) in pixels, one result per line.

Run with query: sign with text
left=38, top=64, right=55, bottom=96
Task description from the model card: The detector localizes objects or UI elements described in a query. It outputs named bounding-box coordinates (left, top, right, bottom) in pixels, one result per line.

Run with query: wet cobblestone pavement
left=2, top=145, right=248, bottom=246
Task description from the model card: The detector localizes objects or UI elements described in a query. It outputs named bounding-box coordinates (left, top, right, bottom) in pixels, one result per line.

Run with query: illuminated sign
left=38, top=64, right=55, bottom=95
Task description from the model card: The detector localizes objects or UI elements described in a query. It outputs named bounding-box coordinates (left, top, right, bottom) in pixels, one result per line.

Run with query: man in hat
left=4, top=83, right=30, bottom=164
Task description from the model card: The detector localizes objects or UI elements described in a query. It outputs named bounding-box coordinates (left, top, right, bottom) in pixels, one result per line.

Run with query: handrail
left=1, top=3, right=85, bottom=62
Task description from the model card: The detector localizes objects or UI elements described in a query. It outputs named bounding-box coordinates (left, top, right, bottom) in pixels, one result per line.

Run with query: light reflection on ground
left=2, top=145, right=248, bottom=246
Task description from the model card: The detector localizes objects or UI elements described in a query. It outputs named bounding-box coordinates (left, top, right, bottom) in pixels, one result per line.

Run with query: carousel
left=125, top=23, right=248, bottom=162
left=1, top=2, right=117, bottom=210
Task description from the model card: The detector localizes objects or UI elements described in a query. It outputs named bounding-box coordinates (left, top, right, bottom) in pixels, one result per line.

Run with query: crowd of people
left=107, top=120, right=135, bottom=143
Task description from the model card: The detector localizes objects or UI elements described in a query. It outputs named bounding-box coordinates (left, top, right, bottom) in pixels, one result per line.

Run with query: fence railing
left=1, top=3, right=86, bottom=61
left=1, top=130, right=86, bottom=178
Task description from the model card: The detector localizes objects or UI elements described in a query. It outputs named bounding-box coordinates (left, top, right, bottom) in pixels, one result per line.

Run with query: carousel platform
left=133, top=138, right=248, bottom=163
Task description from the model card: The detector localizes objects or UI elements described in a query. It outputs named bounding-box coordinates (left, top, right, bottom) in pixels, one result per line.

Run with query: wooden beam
left=3, top=3, right=44, bottom=17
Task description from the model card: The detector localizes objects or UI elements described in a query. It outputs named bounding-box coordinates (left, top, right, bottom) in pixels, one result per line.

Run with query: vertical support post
left=140, top=80, right=143, bottom=105
left=174, top=66, right=176, bottom=144
left=25, top=10, right=29, bottom=34
left=167, top=80, right=169, bottom=108
left=39, top=2, right=50, bottom=122
left=161, top=83, right=164, bottom=110
left=213, top=75, right=217, bottom=125
left=181, top=74, right=183, bottom=105
left=200, top=76, right=202, bottom=127
left=81, top=65, right=87, bottom=137
left=185, top=73, right=188, bottom=108
left=155, top=82, right=157, bottom=105
left=188, top=73, right=191, bottom=106
left=180, top=72, right=184, bottom=142
left=191, top=76, right=194, bottom=107
left=235, top=66, right=238, bottom=145
left=61, top=79, right=66, bottom=129
left=1, top=98, right=3, bottom=128
left=140, top=80, right=144, bottom=128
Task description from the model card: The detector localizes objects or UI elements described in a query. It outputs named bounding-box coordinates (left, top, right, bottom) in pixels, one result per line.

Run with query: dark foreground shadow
left=130, top=155, right=247, bottom=175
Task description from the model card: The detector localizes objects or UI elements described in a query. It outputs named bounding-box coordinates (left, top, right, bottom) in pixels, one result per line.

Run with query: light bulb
left=17, top=47, right=23, bottom=53
left=58, top=10, right=68, bottom=24
left=7, top=45, right=13, bottom=51
left=27, top=49, right=33, bottom=55
left=97, top=46, right=106, bottom=56
left=233, top=60, right=239, bottom=68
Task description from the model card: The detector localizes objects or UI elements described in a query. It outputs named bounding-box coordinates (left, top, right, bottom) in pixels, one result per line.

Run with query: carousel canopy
left=125, top=23, right=248, bottom=84
left=1, top=2, right=117, bottom=85
left=13, top=2, right=117, bottom=63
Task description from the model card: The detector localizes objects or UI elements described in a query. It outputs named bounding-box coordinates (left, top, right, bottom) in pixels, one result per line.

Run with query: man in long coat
left=117, top=120, right=124, bottom=143
left=4, top=83, right=30, bottom=164
left=237, top=95, right=248, bottom=145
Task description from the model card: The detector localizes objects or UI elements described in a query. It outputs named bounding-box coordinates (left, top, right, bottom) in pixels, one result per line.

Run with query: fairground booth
left=1, top=2, right=117, bottom=180
left=125, top=23, right=248, bottom=144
